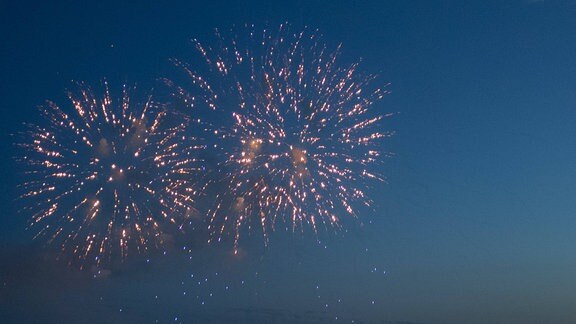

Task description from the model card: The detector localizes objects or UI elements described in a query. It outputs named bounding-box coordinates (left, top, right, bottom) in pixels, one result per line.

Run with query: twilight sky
left=1, top=1, right=576, bottom=323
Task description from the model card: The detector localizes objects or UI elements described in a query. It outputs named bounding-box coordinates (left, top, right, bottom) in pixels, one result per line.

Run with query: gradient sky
left=1, top=1, right=576, bottom=323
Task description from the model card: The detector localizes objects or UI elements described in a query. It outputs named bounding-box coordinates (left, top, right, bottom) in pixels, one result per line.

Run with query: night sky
left=2, top=1, right=576, bottom=323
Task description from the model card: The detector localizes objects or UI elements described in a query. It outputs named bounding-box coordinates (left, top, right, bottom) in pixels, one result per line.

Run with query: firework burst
left=18, top=82, right=205, bottom=266
left=174, top=24, right=391, bottom=252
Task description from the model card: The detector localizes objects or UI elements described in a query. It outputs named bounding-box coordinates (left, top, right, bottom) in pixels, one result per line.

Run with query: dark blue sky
left=2, top=1, right=576, bottom=323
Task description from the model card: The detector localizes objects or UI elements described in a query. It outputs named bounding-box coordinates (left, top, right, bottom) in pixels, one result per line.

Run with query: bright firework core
left=98, top=137, right=145, bottom=186
left=290, top=147, right=308, bottom=177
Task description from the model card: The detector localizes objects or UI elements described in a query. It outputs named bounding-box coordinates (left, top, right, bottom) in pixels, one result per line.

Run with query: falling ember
left=174, top=24, right=392, bottom=251
left=17, top=81, right=206, bottom=267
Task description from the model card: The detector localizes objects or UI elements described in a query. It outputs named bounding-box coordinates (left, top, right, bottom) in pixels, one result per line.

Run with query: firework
left=174, top=24, right=391, bottom=252
left=18, top=82, right=205, bottom=266
left=177, top=25, right=390, bottom=250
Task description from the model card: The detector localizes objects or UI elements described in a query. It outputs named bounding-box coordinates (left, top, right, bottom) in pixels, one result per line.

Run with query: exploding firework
left=174, top=24, right=391, bottom=252
left=18, top=82, right=205, bottom=266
